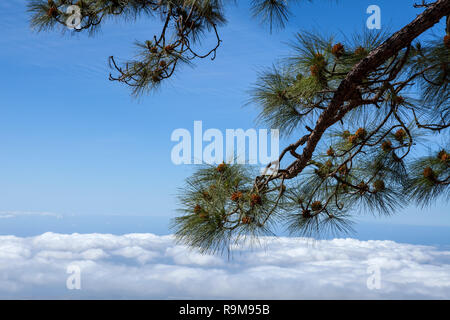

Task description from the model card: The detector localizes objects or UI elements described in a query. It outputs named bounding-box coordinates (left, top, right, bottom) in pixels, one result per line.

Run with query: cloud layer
left=0, top=232, right=449, bottom=299
left=0, top=211, right=62, bottom=219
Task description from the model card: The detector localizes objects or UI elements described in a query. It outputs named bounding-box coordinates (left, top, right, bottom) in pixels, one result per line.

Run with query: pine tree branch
left=271, top=0, right=450, bottom=182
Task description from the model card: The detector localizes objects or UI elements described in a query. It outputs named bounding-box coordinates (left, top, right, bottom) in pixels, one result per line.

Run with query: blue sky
left=0, top=0, right=449, bottom=244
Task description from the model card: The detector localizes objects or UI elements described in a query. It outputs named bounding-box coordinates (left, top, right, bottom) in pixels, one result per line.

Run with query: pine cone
left=331, top=43, right=345, bottom=58
left=394, top=96, right=405, bottom=104
left=381, top=140, right=392, bottom=152
left=444, top=35, right=450, bottom=49
left=241, top=216, right=252, bottom=224
left=348, top=135, right=358, bottom=145
left=327, top=147, right=335, bottom=157
left=373, top=180, right=385, bottom=192
left=338, top=165, right=349, bottom=175
left=357, top=182, right=369, bottom=194
left=423, top=167, right=435, bottom=180
left=311, top=201, right=322, bottom=212
left=194, top=205, right=202, bottom=214
left=217, top=163, right=227, bottom=173
left=47, top=7, right=58, bottom=17
left=314, top=53, right=325, bottom=59
left=355, top=128, right=367, bottom=139
left=354, top=46, right=367, bottom=56
left=394, top=129, right=406, bottom=142
left=202, top=191, right=211, bottom=200
left=302, top=209, right=312, bottom=218
left=151, top=73, right=161, bottom=83
left=231, top=191, right=243, bottom=202
left=250, top=194, right=262, bottom=206
left=310, top=65, right=319, bottom=77
left=438, top=150, right=449, bottom=163
left=165, top=45, right=175, bottom=52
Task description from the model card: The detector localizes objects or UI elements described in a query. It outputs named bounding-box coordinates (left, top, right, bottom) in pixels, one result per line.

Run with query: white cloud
left=0, top=233, right=449, bottom=299
left=0, top=211, right=62, bottom=219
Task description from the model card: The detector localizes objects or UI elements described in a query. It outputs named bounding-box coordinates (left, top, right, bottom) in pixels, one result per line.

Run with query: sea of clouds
left=0, top=232, right=450, bottom=299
